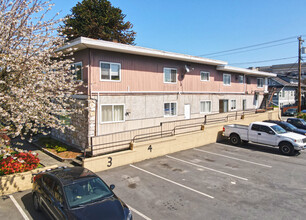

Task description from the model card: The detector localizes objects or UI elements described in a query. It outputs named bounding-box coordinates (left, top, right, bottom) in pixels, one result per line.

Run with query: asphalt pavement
left=3, top=141, right=306, bottom=220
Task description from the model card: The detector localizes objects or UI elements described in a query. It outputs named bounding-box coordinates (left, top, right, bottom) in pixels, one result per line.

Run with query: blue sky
left=51, top=0, right=306, bottom=68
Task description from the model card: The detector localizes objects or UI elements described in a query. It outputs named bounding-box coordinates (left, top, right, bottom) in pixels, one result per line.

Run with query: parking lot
left=2, top=141, right=306, bottom=220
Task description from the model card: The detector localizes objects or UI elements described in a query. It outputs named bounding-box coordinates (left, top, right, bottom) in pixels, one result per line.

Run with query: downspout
left=244, top=74, right=246, bottom=93
left=88, top=48, right=92, bottom=99
left=97, top=92, right=100, bottom=136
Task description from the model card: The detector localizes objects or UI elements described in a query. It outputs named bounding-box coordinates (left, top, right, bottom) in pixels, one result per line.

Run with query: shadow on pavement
left=218, top=139, right=300, bottom=157
left=21, top=192, right=48, bottom=220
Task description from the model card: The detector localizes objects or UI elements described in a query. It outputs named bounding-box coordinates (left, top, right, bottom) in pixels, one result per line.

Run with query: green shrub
left=297, top=113, right=306, bottom=121
left=39, top=137, right=68, bottom=153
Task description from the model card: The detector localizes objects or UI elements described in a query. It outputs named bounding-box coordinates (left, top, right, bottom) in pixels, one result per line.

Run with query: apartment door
left=219, top=100, right=228, bottom=113
left=254, top=94, right=259, bottom=108
left=184, top=104, right=191, bottom=119
left=242, top=99, right=246, bottom=110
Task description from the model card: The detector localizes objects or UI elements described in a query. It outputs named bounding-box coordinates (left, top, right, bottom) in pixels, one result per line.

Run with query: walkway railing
left=89, top=108, right=270, bottom=156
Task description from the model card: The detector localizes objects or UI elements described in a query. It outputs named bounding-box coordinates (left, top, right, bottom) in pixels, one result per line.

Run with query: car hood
left=279, top=132, right=306, bottom=140
left=68, top=196, right=127, bottom=220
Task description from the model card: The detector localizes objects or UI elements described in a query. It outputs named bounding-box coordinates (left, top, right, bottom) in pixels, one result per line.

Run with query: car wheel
left=230, top=134, right=241, bottom=146
left=33, top=193, right=41, bottom=212
left=279, top=142, right=294, bottom=156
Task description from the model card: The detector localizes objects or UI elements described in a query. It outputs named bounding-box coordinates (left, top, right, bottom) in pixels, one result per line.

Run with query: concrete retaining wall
left=83, top=109, right=278, bottom=172
left=0, top=165, right=58, bottom=196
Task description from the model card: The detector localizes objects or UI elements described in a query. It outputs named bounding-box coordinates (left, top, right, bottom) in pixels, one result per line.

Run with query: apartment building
left=55, top=37, right=276, bottom=149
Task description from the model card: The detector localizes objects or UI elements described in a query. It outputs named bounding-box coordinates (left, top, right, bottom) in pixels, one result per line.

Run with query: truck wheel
left=279, top=142, right=294, bottom=156
left=230, top=134, right=241, bottom=146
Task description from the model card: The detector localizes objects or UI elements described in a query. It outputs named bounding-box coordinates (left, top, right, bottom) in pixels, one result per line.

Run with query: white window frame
left=100, top=61, right=121, bottom=82
left=100, top=104, right=125, bottom=124
left=200, top=71, right=210, bottom=81
left=71, top=61, right=83, bottom=81
left=223, top=73, right=231, bottom=86
left=200, top=100, right=212, bottom=113
left=230, top=100, right=237, bottom=111
left=164, top=102, right=177, bottom=117
left=238, top=75, right=244, bottom=84
left=257, top=78, right=263, bottom=88
left=163, top=67, right=177, bottom=84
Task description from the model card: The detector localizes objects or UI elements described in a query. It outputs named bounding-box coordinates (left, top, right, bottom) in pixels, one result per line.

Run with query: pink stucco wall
left=73, top=49, right=265, bottom=94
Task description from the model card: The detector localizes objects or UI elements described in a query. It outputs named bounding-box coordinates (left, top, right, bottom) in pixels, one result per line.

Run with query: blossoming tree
left=0, top=0, right=82, bottom=139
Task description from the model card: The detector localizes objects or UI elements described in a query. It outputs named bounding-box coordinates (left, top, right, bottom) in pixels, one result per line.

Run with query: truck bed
left=224, top=124, right=248, bottom=129
left=223, top=124, right=249, bottom=141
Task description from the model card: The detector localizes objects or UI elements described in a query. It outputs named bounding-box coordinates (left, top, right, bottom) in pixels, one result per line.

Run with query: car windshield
left=287, top=109, right=296, bottom=112
left=64, top=177, right=113, bottom=208
left=299, top=119, right=306, bottom=125
left=283, top=122, right=297, bottom=130
left=271, top=125, right=287, bottom=134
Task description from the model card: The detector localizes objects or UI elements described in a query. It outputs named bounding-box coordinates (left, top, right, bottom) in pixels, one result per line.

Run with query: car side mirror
left=268, top=130, right=275, bottom=135
left=110, top=184, right=115, bottom=190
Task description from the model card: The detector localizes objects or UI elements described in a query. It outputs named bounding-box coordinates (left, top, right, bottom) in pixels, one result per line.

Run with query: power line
left=198, top=36, right=301, bottom=57
left=229, top=56, right=297, bottom=66
left=208, top=41, right=296, bottom=58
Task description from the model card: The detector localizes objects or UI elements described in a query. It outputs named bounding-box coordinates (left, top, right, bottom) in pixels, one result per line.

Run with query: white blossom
left=0, top=0, right=83, bottom=138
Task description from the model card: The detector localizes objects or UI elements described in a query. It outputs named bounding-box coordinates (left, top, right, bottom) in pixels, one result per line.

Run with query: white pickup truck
left=223, top=121, right=306, bottom=156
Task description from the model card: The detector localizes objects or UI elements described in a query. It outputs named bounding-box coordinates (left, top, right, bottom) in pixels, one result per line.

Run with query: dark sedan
left=264, top=120, right=306, bottom=136
left=283, top=108, right=297, bottom=116
left=287, top=118, right=306, bottom=130
left=32, top=167, right=132, bottom=220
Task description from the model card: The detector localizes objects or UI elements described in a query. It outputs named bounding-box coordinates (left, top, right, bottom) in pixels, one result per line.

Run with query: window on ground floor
left=200, top=101, right=211, bottom=113
left=164, top=102, right=177, bottom=116
left=101, top=104, right=124, bottom=123
left=231, top=100, right=236, bottom=110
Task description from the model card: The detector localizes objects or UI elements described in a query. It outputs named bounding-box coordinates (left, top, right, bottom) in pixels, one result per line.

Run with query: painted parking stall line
left=166, top=155, right=248, bottom=181
left=9, top=195, right=30, bottom=220
left=193, top=148, right=272, bottom=168
left=214, top=143, right=290, bottom=159
left=127, top=204, right=152, bottom=220
left=130, top=164, right=214, bottom=199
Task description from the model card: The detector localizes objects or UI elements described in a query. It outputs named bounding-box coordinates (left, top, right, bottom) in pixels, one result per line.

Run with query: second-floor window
left=164, top=102, right=177, bottom=116
left=223, top=74, right=231, bottom=85
left=238, top=75, right=244, bottom=84
left=257, top=78, right=263, bottom=88
left=200, top=71, right=210, bottom=81
left=100, top=62, right=121, bottom=81
left=101, top=104, right=124, bottom=123
left=164, top=68, right=177, bottom=83
left=71, top=62, right=82, bottom=80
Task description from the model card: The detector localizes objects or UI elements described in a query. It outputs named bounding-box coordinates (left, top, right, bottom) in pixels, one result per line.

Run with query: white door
left=257, top=125, right=277, bottom=145
left=184, top=104, right=191, bottom=119
left=249, top=124, right=259, bottom=143
left=254, top=94, right=259, bottom=108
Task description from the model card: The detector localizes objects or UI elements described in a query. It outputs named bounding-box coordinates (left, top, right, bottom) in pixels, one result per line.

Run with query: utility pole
left=298, top=36, right=304, bottom=112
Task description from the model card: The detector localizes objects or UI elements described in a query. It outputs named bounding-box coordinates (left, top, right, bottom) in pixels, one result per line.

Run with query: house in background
left=257, top=62, right=306, bottom=79
left=55, top=37, right=276, bottom=150
left=268, top=75, right=306, bottom=109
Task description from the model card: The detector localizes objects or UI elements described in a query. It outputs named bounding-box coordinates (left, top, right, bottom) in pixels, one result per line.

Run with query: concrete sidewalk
left=11, top=138, right=70, bottom=167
